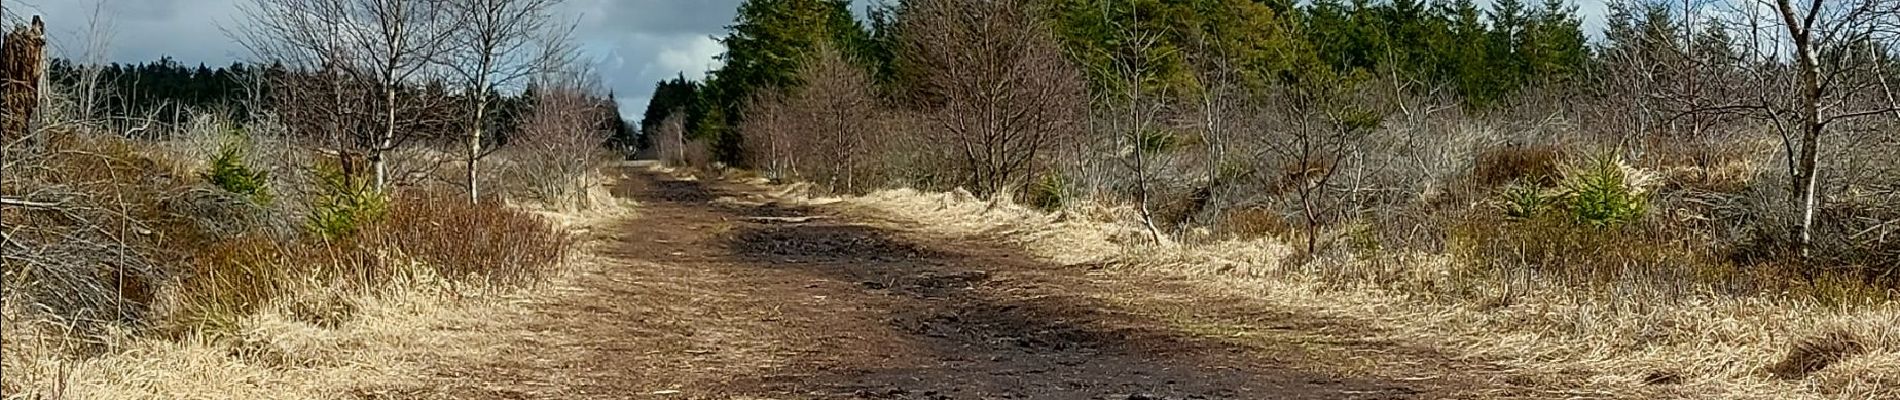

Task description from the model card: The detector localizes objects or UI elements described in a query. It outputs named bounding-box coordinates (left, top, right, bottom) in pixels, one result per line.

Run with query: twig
left=0, top=197, right=62, bottom=208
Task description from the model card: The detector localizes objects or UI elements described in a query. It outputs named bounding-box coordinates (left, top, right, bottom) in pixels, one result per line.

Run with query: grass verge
left=795, top=185, right=1899, bottom=399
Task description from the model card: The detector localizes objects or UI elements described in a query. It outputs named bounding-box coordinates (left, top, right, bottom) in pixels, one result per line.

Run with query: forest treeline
left=644, top=0, right=1592, bottom=158
left=44, top=58, right=637, bottom=148
left=644, top=0, right=1899, bottom=290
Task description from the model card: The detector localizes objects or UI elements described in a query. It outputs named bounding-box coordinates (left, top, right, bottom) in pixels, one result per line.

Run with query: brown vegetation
left=3, top=5, right=615, bottom=398
left=1473, top=143, right=1565, bottom=187
left=740, top=44, right=880, bottom=193
left=898, top=0, right=1086, bottom=197
left=1, top=16, right=44, bottom=138
left=375, top=190, right=572, bottom=285
left=708, top=1, right=1900, bottom=397
left=1770, top=329, right=1869, bottom=380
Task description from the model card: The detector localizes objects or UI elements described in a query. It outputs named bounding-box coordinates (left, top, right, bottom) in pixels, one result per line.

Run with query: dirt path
left=410, top=167, right=1515, bottom=400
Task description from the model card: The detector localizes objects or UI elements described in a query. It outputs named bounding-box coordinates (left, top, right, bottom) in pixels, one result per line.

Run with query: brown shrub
left=1813, top=193, right=1900, bottom=283
left=1211, top=207, right=1294, bottom=241
left=1270, top=157, right=1339, bottom=195
left=3, top=134, right=189, bottom=330
left=1642, top=135, right=1762, bottom=193
left=165, top=234, right=296, bottom=337
left=753, top=44, right=882, bottom=194
left=683, top=139, right=716, bottom=172
left=1449, top=214, right=1726, bottom=292
left=1769, top=329, right=1868, bottom=379
left=1447, top=208, right=1896, bottom=304
left=504, top=84, right=615, bottom=208
left=1719, top=182, right=1900, bottom=290
left=898, top=0, right=1087, bottom=196
left=159, top=190, right=571, bottom=336
left=1473, top=144, right=1565, bottom=187
left=368, top=191, right=571, bottom=285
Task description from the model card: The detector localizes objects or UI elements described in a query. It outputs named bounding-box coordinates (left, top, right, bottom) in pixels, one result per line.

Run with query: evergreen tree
left=703, top=0, right=872, bottom=165
left=639, top=75, right=702, bottom=150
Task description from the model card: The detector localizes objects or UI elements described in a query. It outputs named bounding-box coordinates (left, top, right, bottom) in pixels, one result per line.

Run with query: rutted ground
left=408, top=165, right=1528, bottom=399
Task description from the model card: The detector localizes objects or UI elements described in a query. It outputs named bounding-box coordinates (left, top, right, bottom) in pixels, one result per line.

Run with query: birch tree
left=1686, top=0, right=1900, bottom=254
left=447, top=0, right=569, bottom=202
left=239, top=0, right=459, bottom=191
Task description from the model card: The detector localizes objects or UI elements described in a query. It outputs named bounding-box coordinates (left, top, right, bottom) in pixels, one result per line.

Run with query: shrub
left=1026, top=173, right=1068, bottom=211
left=1449, top=216, right=1716, bottom=291
left=369, top=191, right=571, bottom=285
left=1815, top=196, right=1900, bottom=282
left=502, top=146, right=614, bottom=211
left=166, top=234, right=294, bottom=338
left=1136, top=128, right=1179, bottom=154
left=201, top=141, right=272, bottom=205
left=1558, top=155, right=1649, bottom=228
left=1473, top=144, right=1564, bottom=187
left=1212, top=207, right=1294, bottom=241
left=1497, top=182, right=1550, bottom=220
left=1768, top=328, right=1868, bottom=379
left=306, top=161, right=387, bottom=239
left=684, top=139, right=716, bottom=171
left=2, top=134, right=174, bottom=332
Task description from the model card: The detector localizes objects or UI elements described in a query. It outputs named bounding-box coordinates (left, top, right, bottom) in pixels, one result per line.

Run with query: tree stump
left=2, top=16, right=46, bottom=140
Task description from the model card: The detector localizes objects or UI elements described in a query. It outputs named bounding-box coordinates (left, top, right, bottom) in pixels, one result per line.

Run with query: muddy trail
left=413, top=167, right=1504, bottom=400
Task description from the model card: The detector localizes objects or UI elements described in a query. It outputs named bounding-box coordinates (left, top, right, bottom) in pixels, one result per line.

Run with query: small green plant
left=1027, top=173, right=1068, bottom=211
left=1558, top=155, right=1648, bottom=228
left=306, top=161, right=387, bottom=239
left=202, top=141, right=272, bottom=204
left=1498, top=182, right=1549, bottom=220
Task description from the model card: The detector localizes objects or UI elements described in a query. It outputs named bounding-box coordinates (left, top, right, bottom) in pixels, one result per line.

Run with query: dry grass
left=1473, top=143, right=1567, bottom=187
left=1, top=196, right=632, bottom=400
left=374, top=191, right=574, bottom=285
left=1, top=129, right=631, bottom=398
left=2, top=133, right=212, bottom=332
left=799, top=184, right=1900, bottom=399
left=1, top=271, right=534, bottom=400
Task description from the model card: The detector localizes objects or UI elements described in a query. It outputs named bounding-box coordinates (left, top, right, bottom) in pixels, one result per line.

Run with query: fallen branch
left=1, top=197, right=63, bottom=208
left=741, top=216, right=828, bottom=224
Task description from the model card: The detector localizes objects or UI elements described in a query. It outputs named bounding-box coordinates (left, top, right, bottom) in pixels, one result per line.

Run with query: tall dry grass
left=1, top=267, right=541, bottom=399
left=805, top=183, right=1900, bottom=396
left=788, top=148, right=1899, bottom=399
left=374, top=191, right=573, bottom=285
left=3, top=118, right=614, bottom=399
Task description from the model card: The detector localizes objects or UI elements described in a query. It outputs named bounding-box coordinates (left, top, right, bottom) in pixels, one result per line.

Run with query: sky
left=5, top=0, right=1604, bottom=127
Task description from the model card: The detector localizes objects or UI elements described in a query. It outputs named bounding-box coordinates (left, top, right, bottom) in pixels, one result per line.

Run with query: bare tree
left=1253, top=83, right=1383, bottom=258
left=783, top=43, right=878, bottom=193
left=654, top=108, right=687, bottom=168
left=507, top=76, right=610, bottom=208
left=739, top=89, right=791, bottom=179
left=1091, top=0, right=1171, bottom=243
left=898, top=0, right=1087, bottom=198
left=237, top=0, right=367, bottom=185
left=446, top=0, right=570, bottom=202
left=238, top=0, right=460, bottom=192
left=360, top=0, right=458, bottom=190
left=1682, top=0, right=1900, bottom=254
left=1188, top=17, right=1245, bottom=231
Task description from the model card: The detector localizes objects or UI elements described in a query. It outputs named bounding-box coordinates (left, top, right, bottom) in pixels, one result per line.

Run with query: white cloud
left=653, top=35, right=724, bottom=81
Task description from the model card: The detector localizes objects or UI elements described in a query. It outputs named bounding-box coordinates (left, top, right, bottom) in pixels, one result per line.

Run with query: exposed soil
left=405, top=166, right=1529, bottom=399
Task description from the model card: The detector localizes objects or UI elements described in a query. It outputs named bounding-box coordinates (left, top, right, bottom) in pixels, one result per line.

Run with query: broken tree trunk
left=2, top=16, right=46, bottom=141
